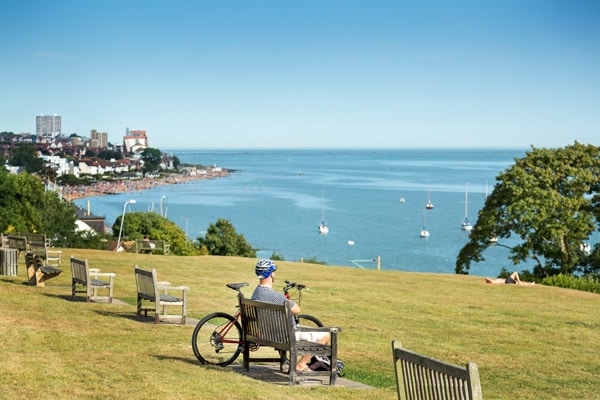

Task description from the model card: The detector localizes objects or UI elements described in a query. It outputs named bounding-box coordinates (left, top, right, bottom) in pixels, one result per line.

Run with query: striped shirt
left=251, top=285, right=296, bottom=309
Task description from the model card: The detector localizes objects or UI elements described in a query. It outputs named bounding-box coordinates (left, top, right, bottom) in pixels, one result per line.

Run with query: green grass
left=1, top=249, right=599, bottom=399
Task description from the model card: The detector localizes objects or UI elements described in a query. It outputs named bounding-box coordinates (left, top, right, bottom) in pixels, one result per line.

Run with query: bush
left=542, top=273, right=600, bottom=294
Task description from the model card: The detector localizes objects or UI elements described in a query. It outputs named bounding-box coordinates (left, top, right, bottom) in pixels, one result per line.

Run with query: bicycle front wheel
left=192, top=312, right=243, bottom=366
left=297, top=313, right=323, bottom=327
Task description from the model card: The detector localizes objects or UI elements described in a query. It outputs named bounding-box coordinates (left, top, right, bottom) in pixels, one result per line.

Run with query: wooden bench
left=238, top=293, right=342, bottom=385
left=392, top=340, right=483, bottom=400
left=25, top=252, right=62, bottom=286
left=135, top=240, right=170, bottom=255
left=28, top=240, right=62, bottom=267
left=71, top=256, right=116, bottom=303
left=134, top=266, right=188, bottom=324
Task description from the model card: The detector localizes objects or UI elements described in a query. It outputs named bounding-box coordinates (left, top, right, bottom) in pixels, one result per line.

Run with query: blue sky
left=1, top=0, right=598, bottom=149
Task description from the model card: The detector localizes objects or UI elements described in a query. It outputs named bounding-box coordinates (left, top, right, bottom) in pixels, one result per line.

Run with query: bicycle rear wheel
left=297, top=313, right=323, bottom=327
left=192, top=312, right=243, bottom=366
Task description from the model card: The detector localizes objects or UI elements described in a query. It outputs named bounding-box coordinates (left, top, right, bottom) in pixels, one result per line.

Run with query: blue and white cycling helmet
left=255, top=259, right=277, bottom=279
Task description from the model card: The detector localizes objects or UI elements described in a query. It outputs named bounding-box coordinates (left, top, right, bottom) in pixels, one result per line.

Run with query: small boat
left=426, top=181, right=434, bottom=209
left=420, top=207, right=430, bottom=237
left=318, top=190, right=329, bottom=234
left=461, top=183, right=472, bottom=231
left=399, top=197, right=406, bottom=203
left=347, top=240, right=355, bottom=246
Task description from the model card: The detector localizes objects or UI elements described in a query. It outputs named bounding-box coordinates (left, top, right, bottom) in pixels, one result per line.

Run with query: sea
left=73, top=148, right=532, bottom=278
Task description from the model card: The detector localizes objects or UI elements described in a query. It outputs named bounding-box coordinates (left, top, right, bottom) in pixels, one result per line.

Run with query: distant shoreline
left=62, top=168, right=230, bottom=201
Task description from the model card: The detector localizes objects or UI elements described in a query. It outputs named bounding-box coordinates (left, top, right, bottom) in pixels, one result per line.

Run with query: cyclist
left=251, top=259, right=330, bottom=373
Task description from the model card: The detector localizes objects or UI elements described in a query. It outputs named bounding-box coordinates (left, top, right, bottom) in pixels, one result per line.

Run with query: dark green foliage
left=97, top=149, right=123, bottom=160
left=0, top=168, right=77, bottom=245
left=270, top=251, right=285, bottom=261
left=172, top=155, right=181, bottom=169
left=113, top=211, right=200, bottom=256
left=456, top=142, right=600, bottom=278
left=301, top=257, right=327, bottom=265
left=141, top=147, right=163, bottom=174
left=9, top=143, right=43, bottom=173
left=542, top=273, right=600, bottom=294
left=197, top=218, right=256, bottom=257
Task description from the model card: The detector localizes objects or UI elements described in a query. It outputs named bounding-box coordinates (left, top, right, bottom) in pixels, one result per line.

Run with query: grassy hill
left=1, top=249, right=599, bottom=399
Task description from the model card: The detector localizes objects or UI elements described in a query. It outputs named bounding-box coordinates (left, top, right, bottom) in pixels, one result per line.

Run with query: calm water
left=75, top=148, right=531, bottom=277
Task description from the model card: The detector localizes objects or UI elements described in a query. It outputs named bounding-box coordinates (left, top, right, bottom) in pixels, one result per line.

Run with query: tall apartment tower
left=36, top=114, right=61, bottom=138
left=90, top=130, right=108, bottom=148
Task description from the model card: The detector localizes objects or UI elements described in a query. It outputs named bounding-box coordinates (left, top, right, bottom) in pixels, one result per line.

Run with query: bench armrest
left=157, top=283, right=189, bottom=292
left=295, top=325, right=342, bottom=333
left=161, top=285, right=190, bottom=291
left=89, top=268, right=116, bottom=278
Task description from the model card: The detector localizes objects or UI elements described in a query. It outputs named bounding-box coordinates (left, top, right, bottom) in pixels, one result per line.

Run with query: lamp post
left=116, top=199, right=136, bottom=252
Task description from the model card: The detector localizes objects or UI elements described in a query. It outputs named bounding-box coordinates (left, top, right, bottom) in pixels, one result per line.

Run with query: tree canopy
left=113, top=211, right=200, bottom=256
left=197, top=218, right=256, bottom=257
left=0, top=168, right=77, bottom=246
left=456, top=142, right=600, bottom=278
left=9, top=143, right=43, bottom=173
left=141, top=147, right=163, bottom=174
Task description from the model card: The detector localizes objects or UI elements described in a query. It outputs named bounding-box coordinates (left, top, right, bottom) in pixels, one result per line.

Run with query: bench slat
left=392, top=340, right=483, bottom=400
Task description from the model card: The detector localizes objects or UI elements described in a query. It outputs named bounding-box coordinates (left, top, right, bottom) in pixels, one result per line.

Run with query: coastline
left=62, top=168, right=230, bottom=201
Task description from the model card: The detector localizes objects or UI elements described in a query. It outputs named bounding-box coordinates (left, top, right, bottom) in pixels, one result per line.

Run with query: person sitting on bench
left=251, top=259, right=329, bottom=373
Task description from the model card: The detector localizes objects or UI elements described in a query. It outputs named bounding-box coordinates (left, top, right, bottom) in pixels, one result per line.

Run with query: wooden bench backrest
left=22, top=233, right=47, bottom=246
left=70, top=256, right=89, bottom=284
left=8, top=236, right=27, bottom=252
left=28, top=241, right=48, bottom=259
left=134, top=266, right=159, bottom=302
left=392, top=340, right=483, bottom=400
left=238, top=293, right=294, bottom=352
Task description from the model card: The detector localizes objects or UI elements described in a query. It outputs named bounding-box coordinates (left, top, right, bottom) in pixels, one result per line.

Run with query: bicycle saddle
left=226, top=282, right=249, bottom=291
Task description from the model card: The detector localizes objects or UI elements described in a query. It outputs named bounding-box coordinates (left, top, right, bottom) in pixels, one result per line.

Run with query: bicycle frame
left=214, top=311, right=242, bottom=346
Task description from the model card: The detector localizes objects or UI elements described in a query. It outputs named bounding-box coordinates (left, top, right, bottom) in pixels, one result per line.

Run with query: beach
left=62, top=167, right=229, bottom=201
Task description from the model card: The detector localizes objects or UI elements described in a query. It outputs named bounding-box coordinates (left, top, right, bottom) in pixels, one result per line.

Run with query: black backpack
left=308, top=355, right=346, bottom=377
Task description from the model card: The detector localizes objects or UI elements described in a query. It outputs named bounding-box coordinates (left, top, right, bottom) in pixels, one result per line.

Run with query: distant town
left=1, top=114, right=228, bottom=201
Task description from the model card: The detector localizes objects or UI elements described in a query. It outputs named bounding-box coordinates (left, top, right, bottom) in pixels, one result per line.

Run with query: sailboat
left=461, top=183, right=473, bottom=231
left=426, top=181, right=434, bottom=209
left=420, top=207, right=430, bottom=237
left=318, top=191, right=329, bottom=234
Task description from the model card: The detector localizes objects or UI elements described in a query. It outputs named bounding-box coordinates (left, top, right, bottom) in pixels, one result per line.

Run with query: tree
left=112, top=211, right=200, bottom=255
left=0, top=168, right=77, bottom=245
left=9, top=143, right=43, bottom=173
left=97, top=149, right=123, bottom=160
left=456, top=142, right=600, bottom=278
left=141, top=147, right=163, bottom=174
left=197, top=218, right=256, bottom=257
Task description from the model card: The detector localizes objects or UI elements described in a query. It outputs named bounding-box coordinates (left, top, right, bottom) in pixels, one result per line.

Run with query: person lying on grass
left=486, top=271, right=535, bottom=285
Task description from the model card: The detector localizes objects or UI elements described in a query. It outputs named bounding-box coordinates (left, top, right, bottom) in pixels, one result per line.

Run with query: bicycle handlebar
left=283, top=280, right=309, bottom=292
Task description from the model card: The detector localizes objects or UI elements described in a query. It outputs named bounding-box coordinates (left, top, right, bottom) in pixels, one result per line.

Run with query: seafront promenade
left=60, top=168, right=229, bottom=201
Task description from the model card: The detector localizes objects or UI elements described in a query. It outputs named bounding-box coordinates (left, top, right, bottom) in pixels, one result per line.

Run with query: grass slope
left=1, top=249, right=599, bottom=399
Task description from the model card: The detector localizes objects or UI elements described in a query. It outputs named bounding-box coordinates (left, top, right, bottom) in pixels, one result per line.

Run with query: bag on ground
left=308, top=355, right=345, bottom=377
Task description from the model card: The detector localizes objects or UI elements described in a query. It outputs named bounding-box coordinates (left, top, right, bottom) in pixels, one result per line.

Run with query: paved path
left=232, top=365, right=374, bottom=389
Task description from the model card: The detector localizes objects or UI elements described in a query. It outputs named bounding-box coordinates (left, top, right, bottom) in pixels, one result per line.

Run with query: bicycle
left=191, top=280, right=323, bottom=366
